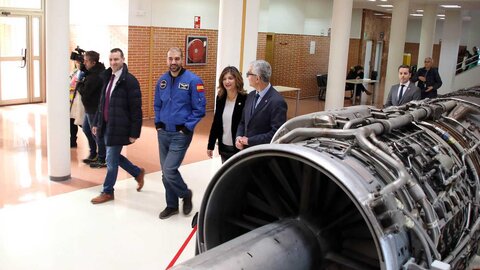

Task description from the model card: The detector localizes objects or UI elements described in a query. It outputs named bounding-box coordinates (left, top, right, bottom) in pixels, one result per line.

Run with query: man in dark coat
left=90, top=48, right=145, bottom=204
left=235, top=60, right=287, bottom=149
left=412, top=57, right=442, bottom=99
left=76, top=50, right=106, bottom=167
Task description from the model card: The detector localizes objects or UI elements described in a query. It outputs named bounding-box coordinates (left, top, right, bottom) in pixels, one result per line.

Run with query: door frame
left=0, top=9, right=45, bottom=106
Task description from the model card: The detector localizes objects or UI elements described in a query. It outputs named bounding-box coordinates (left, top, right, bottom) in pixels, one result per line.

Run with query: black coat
left=208, top=93, right=247, bottom=151
left=76, top=62, right=106, bottom=114
left=412, top=67, right=442, bottom=99
left=94, top=64, right=142, bottom=146
left=236, top=86, right=287, bottom=146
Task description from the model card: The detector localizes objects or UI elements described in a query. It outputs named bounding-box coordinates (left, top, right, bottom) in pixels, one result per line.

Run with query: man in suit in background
left=412, top=57, right=442, bottom=99
left=235, top=60, right=287, bottom=149
left=385, top=65, right=421, bottom=107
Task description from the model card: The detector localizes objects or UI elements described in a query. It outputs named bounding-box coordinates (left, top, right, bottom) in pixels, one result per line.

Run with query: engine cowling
left=174, top=88, right=480, bottom=270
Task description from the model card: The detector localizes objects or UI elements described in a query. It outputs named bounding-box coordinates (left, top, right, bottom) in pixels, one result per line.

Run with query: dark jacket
left=207, top=93, right=247, bottom=151
left=412, top=67, right=442, bottom=99
left=77, top=62, right=106, bottom=114
left=236, top=86, right=287, bottom=146
left=94, top=64, right=142, bottom=146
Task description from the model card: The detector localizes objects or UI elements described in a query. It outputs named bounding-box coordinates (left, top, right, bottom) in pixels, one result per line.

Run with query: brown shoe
left=135, top=168, right=145, bottom=192
left=91, top=192, right=114, bottom=204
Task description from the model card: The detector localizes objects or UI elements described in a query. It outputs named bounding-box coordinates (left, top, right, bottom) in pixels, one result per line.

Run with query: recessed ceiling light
left=368, top=0, right=376, bottom=2
left=437, top=14, right=445, bottom=17
left=438, top=17, right=445, bottom=20
left=416, top=9, right=424, bottom=13
left=378, top=4, right=393, bottom=8
left=440, top=5, right=461, bottom=8
left=380, top=0, right=388, bottom=2
left=410, top=14, right=423, bottom=17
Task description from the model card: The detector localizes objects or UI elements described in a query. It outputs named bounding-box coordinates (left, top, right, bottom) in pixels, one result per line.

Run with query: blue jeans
left=158, top=129, right=193, bottom=208
left=83, top=113, right=106, bottom=160
left=103, top=143, right=142, bottom=194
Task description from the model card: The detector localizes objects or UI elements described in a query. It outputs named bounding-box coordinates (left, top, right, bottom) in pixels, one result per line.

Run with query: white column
left=216, top=0, right=243, bottom=91
left=417, top=4, right=437, bottom=66
left=324, top=0, right=353, bottom=110
left=242, top=0, right=261, bottom=91
left=383, top=0, right=410, bottom=104
left=438, top=9, right=462, bottom=94
left=46, top=0, right=71, bottom=181
left=216, top=0, right=260, bottom=94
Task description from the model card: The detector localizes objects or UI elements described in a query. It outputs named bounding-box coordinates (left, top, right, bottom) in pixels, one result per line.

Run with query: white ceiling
left=352, top=0, right=480, bottom=16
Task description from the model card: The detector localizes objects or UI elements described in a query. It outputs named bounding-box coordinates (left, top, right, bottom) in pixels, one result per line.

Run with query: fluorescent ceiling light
left=368, top=0, right=376, bottom=2
left=378, top=4, right=393, bottom=8
left=440, top=5, right=461, bottom=8
left=416, top=9, right=424, bottom=13
left=410, top=14, right=423, bottom=17
left=437, top=14, right=445, bottom=17
left=382, top=16, right=392, bottom=19
left=380, top=0, right=388, bottom=2
left=374, top=13, right=385, bottom=16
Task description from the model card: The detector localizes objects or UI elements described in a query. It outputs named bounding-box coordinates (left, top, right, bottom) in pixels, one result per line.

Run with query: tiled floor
left=0, top=94, right=379, bottom=269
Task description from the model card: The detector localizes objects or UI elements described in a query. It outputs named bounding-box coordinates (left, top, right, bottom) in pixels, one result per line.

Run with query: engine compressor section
left=173, top=88, right=480, bottom=270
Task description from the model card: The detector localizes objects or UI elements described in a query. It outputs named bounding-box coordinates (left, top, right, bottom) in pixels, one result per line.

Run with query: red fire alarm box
left=194, top=16, right=201, bottom=29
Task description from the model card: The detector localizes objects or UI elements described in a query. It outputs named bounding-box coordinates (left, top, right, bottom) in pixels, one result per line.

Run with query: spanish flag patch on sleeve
left=196, top=84, right=205, bottom=92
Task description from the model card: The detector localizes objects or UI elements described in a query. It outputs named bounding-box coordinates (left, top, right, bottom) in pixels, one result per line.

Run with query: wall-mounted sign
left=194, top=16, right=201, bottom=29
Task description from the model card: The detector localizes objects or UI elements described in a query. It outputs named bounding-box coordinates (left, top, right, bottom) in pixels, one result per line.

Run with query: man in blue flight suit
left=154, top=47, right=206, bottom=219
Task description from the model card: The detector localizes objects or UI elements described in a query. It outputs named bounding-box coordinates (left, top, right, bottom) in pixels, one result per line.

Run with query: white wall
left=405, top=17, right=475, bottom=46
left=128, top=0, right=220, bottom=29
left=70, top=0, right=129, bottom=64
left=350, top=9, right=362, bottom=39
left=466, top=11, right=480, bottom=49
left=70, top=0, right=129, bottom=26
left=265, top=0, right=306, bottom=34
left=304, top=0, right=333, bottom=36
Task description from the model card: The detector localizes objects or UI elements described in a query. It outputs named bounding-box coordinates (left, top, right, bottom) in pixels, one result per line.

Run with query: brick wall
left=128, top=26, right=218, bottom=118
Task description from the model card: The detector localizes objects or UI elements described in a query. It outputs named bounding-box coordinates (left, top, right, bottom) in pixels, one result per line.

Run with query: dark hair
left=85, top=51, right=99, bottom=63
left=398, top=64, right=411, bottom=73
left=110, top=48, right=124, bottom=58
left=353, top=65, right=364, bottom=72
left=217, top=66, right=246, bottom=97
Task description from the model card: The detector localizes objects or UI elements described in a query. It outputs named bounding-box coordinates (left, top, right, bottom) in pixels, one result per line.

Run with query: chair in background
left=317, top=74, right=328, bottom=100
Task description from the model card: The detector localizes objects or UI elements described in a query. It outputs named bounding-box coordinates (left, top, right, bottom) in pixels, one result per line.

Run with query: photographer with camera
left=75, top=50, right=107, bottom=168
left=69, top=59, right=85, bottom=148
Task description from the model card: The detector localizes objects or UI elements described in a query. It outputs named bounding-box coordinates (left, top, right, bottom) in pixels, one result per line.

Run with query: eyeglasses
left=246, top=72, right=257, bottom=77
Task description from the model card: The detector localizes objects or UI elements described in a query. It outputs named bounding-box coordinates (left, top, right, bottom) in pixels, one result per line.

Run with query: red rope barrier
left=165, top=224, right=198, bottom=269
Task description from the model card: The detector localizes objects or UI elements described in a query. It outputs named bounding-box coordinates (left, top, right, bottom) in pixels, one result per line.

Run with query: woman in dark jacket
left=207, top=66, right=247, bottom=163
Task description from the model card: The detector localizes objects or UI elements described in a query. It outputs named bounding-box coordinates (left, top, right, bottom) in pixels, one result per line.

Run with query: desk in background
left=345, top=79, right=378, bottom=105
left=274, top=86, right=301, bottom=116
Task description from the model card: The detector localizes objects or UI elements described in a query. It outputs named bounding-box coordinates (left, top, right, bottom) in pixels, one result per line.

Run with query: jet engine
left=173, top=87, right=480, bottom=270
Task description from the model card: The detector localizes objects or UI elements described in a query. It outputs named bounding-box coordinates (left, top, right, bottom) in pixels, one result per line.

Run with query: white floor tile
left=0, top=158, right=222, bottom=270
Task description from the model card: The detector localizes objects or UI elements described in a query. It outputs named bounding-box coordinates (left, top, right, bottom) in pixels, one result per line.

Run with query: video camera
left=70, top=46, right=85, bottom=63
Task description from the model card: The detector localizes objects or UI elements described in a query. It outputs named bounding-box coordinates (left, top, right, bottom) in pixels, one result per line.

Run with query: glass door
left=0, top=13, right=43, bottom=105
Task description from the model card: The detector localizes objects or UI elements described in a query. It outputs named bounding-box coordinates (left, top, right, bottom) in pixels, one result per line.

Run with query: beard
left=169, top=64, right=181, bottom=73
